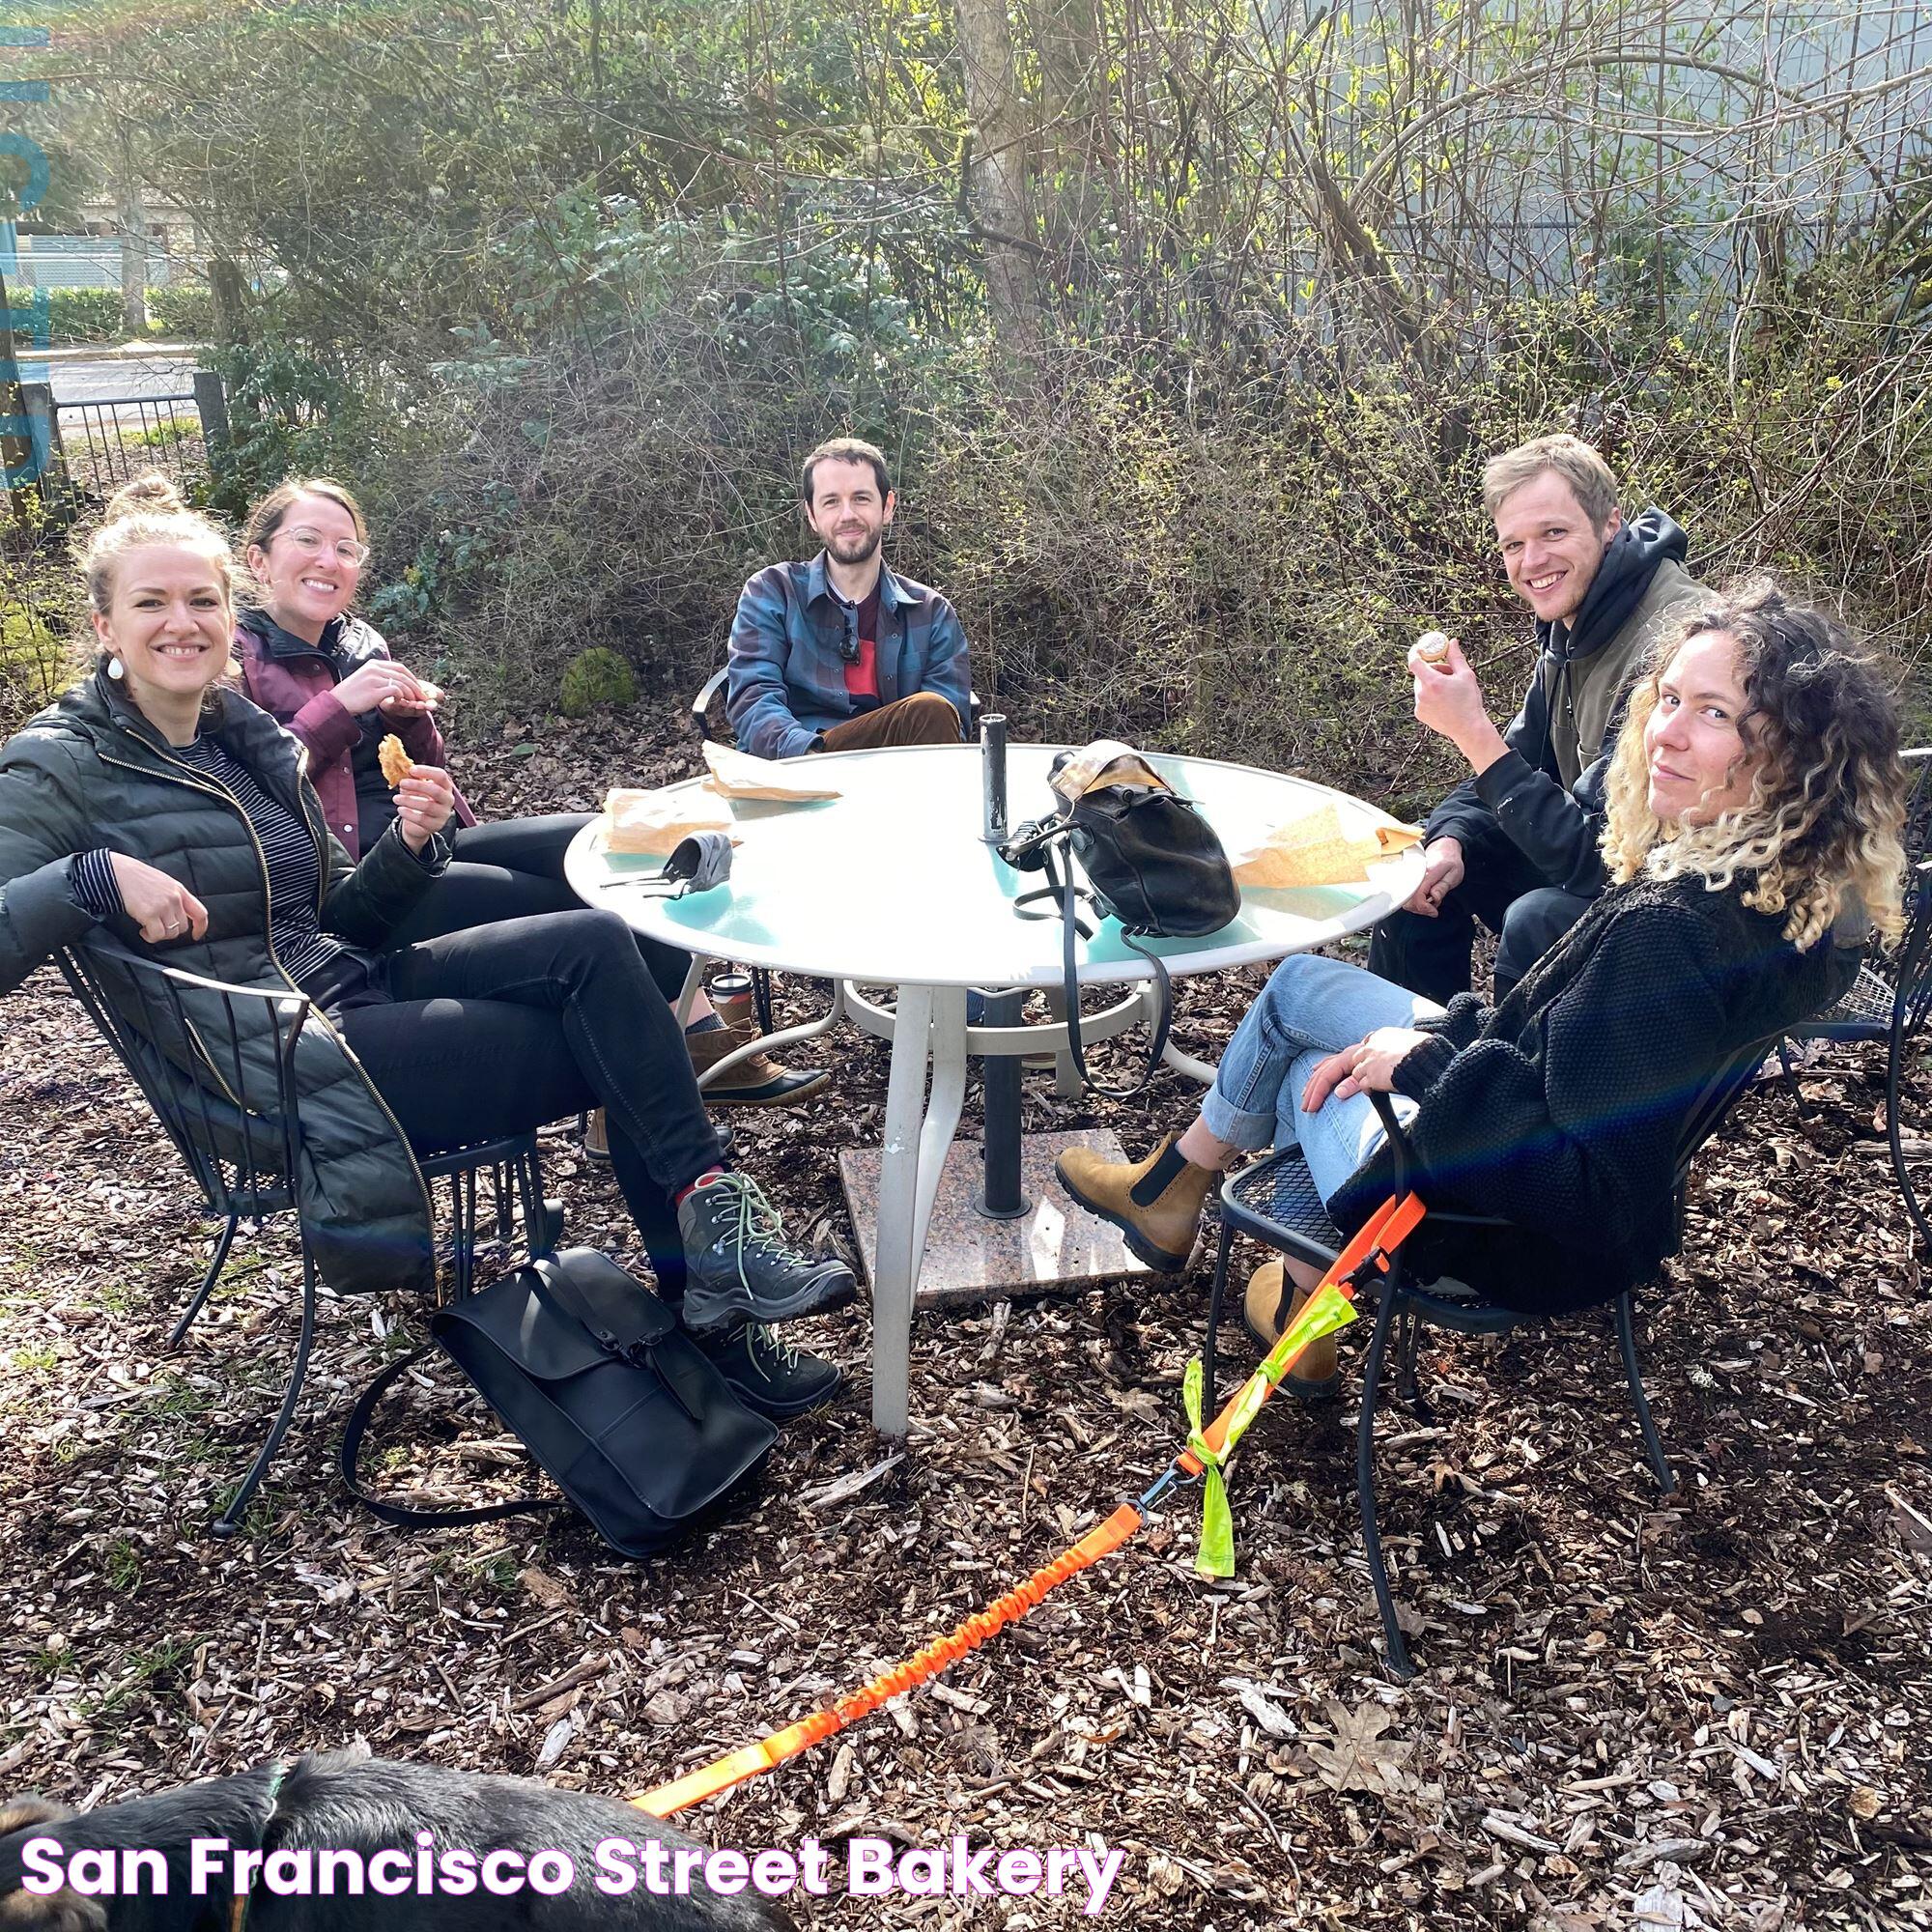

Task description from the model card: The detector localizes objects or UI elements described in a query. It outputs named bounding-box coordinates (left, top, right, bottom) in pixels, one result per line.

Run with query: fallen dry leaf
left=1305, top=1698, right=1411, bottom=1799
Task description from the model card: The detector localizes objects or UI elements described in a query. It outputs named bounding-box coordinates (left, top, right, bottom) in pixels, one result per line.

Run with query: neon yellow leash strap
left=1181, top=1279, right=1365, bottom=1579
left=1181, top=1356, right=1236, bottom=1578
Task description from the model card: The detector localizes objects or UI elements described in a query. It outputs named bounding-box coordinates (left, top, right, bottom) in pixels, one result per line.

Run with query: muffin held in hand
left=378, top=733, right=412, bottom=787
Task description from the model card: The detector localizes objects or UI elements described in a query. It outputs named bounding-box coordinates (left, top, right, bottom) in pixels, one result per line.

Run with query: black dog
left=1, top=1747, right=795, bottom=1930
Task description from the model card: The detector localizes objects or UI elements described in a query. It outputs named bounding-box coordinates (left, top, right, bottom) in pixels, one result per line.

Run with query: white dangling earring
left=106, top=654, right=126, bottom=680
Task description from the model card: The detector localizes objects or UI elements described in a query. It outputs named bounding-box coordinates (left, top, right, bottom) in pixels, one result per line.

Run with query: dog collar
left=229, top=1764, right=289, bottom=1932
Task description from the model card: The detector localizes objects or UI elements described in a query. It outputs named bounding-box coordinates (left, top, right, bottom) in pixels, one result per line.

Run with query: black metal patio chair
left=1778, top=744, right=1932, bottom=1256
left=1199, top=1042, right=1771, bottom=1679
left=58, top=941, right=555, bottom=1534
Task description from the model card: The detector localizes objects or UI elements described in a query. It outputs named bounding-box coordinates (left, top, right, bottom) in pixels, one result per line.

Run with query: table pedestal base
left=839, top=1128, right=1153, bottom=1310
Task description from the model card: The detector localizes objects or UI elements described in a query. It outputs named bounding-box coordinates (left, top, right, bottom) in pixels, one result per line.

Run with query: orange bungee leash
left=630, top=1189, right=1426, bottom=1819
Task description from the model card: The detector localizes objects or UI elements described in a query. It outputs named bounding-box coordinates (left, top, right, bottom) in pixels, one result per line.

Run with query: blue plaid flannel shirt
left=724, top=554, right=972, bottom=760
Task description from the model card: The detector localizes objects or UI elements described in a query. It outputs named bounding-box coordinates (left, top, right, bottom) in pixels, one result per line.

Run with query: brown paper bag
left=699, top=741, right=842, bottom=802
left=1048, top=738, right=1169, bottom=804
left=1232, top=803, right=1422, bottom=889
left=603, top=788, right=737, bottom=856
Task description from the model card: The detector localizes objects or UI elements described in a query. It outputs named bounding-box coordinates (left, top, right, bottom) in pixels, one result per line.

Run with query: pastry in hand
left=1415, top=629, right=1453, bottom=670
left=378, top=733, right=413, bottom=787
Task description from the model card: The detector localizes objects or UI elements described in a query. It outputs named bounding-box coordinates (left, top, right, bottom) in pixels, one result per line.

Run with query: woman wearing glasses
left=238, top=479, right=585, bottom=945
left=235, top=478, right=823, bottom=1106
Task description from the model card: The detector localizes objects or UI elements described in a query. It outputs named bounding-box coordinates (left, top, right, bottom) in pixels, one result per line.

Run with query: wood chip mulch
left=1, top=705, right=1928, bottom=1928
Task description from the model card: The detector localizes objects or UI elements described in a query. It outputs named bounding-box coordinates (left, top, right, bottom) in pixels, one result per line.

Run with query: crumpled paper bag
left=1050, top=738, right=1169, bottom=803
left=603, top=787, right=737, bottom=856
left=1232, top=802, right=1422, bottom=888
left=700, top=740, right=842, bottom=802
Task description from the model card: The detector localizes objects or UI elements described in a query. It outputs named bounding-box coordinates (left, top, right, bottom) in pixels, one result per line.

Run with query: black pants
left=381, top=813, right=692, bottom=1004
left=1368, top=843, right=1595, bottom=1006
left=338, top=910, right=724, bottom=1301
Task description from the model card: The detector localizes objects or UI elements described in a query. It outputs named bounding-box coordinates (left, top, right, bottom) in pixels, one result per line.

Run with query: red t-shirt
left=842, top=585, right=881, bottom=704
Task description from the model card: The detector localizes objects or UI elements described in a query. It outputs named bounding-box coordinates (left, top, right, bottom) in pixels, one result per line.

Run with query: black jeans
left=1367, top=842, right=1594, bottom=1006
left=381, top=813, right=692, bottom=1004
left=337, top=909, right=724, bottom=1301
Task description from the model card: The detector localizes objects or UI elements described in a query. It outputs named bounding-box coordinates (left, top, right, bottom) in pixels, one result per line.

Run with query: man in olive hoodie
left=1369, top=434, right=1707, bottom=1004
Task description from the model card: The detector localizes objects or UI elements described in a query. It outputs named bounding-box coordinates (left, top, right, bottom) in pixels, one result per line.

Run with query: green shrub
left=126, top=414, right=198, bottom=449
left=0, top=584, right=71, bottom=728
left=147, top=283, right=214, bottom=340
left=43, top=284, right=217, bottom=346
left=558, top=647, right=637, bottom=716
left=46, top=288, right=121, bottom=345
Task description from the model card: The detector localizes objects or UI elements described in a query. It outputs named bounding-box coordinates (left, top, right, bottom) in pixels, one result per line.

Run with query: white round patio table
left=564, top=743, right=1426, bottom=1437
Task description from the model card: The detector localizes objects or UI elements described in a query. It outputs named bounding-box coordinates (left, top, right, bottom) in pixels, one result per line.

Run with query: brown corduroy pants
left=817, top=691, right=964, bottom=752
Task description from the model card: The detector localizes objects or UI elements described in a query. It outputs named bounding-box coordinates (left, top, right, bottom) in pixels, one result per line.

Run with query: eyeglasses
left=283, top=526, right=371, bottom=566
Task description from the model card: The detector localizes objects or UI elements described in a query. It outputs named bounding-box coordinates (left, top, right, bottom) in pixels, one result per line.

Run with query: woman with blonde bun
left=0, top=475, right=854, bottom=1420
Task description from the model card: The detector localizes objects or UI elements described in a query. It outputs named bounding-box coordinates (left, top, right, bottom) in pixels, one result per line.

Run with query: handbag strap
left=1048, top=840, right=1174, bottom=1100
left=339, top=1345, right=563, bottom=1529
left=519, top=1259, right=707, bottom=1425
left=526, top=1252, right=676, bottom=1360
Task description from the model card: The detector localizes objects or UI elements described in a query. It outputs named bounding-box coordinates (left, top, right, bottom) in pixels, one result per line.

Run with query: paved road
left=34, top=356, right=201, bottom=406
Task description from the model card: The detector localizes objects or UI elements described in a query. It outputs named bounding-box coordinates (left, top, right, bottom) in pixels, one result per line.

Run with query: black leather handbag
left=342, top=1247, right=776, bottom=1557
left=1001, top=749, right=1239, bottom=1097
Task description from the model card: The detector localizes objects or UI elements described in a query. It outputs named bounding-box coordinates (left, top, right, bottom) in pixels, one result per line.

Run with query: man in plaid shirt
left=726, top=438, right=973, bottom=761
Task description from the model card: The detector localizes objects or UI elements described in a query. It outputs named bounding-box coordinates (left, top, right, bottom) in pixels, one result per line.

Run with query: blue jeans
left=1202, top=953, right=1445, bottom=1206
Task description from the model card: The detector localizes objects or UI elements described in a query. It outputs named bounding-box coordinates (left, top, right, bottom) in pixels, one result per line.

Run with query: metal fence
left=22, top=370, right=227, bottom=515
left=51, top=392, right=202, bottom=494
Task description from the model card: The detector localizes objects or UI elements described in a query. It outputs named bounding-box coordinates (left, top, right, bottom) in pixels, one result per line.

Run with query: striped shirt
left=71, top=735, right=347, bottom=991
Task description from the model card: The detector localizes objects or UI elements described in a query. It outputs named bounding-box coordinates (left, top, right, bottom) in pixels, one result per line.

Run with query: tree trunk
left=956, top=0, right=1037, bottom=338
left=209, top=257, right=249, bottom=347
left=114, top=126, right=148, bottom=337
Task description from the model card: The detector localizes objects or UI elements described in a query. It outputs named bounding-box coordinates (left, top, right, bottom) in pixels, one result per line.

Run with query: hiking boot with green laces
left=677, top=1172, right=857, bottom=1333
left=698, top=1322, right=842, bottom=1418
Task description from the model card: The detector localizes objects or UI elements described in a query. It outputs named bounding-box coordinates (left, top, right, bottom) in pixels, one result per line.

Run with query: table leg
left=1043, top=982, right=1080, bottom=1098
left=977, top=988, right=1031, bottom=1219
left=1160, top=1019, right=1218, bottom=1088
left=673, top=953, right=708, bottom=1029
left=870, top=985, right=968, bottom=1437
left=912, top=987, right=968, bottom=1270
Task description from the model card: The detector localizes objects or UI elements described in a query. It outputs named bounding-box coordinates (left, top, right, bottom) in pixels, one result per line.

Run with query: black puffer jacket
left=0, top=669, right=440, bottom=1297
left=1327, top=872, right=1861, bottom=1314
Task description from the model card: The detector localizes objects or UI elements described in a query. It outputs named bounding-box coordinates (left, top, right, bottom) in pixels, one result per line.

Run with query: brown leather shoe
left=1055, top=1133, right=1212, bottom=1272
left=583, top=1106, right=611, bottom=1161
left=688, top=1021, right=830, bottom=1108
left=1241, top=1259, right=1340, bottom=1401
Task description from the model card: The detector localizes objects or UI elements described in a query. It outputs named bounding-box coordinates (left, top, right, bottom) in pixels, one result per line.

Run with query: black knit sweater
left=1326, top=871, right=1861, bottom=1315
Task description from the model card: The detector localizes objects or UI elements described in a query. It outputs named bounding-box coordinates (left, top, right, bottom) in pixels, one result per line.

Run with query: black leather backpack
left=343, top=1247, right=775, bottom=1556
left=1001, top=748, right=1238, bottom=1096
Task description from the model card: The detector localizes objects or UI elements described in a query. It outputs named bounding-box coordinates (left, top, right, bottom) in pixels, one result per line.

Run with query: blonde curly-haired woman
left=1059, top=582, right=1907, bottom=1392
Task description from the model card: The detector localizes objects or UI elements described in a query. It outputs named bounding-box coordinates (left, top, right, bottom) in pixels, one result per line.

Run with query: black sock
left=685, top=1012, right=725, bottom=1037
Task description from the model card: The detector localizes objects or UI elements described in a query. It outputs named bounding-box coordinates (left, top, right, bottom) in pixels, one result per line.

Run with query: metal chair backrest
left=1889, top=750, right=1932, bottom=1031
left=59, top=939, right=312, bottom=1223
left=691, top=663, right=729, bottom=744
left=1675, top=1037, right=1773, bottom=1177
left=1372, top=1030, right=1771, bottom=1250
